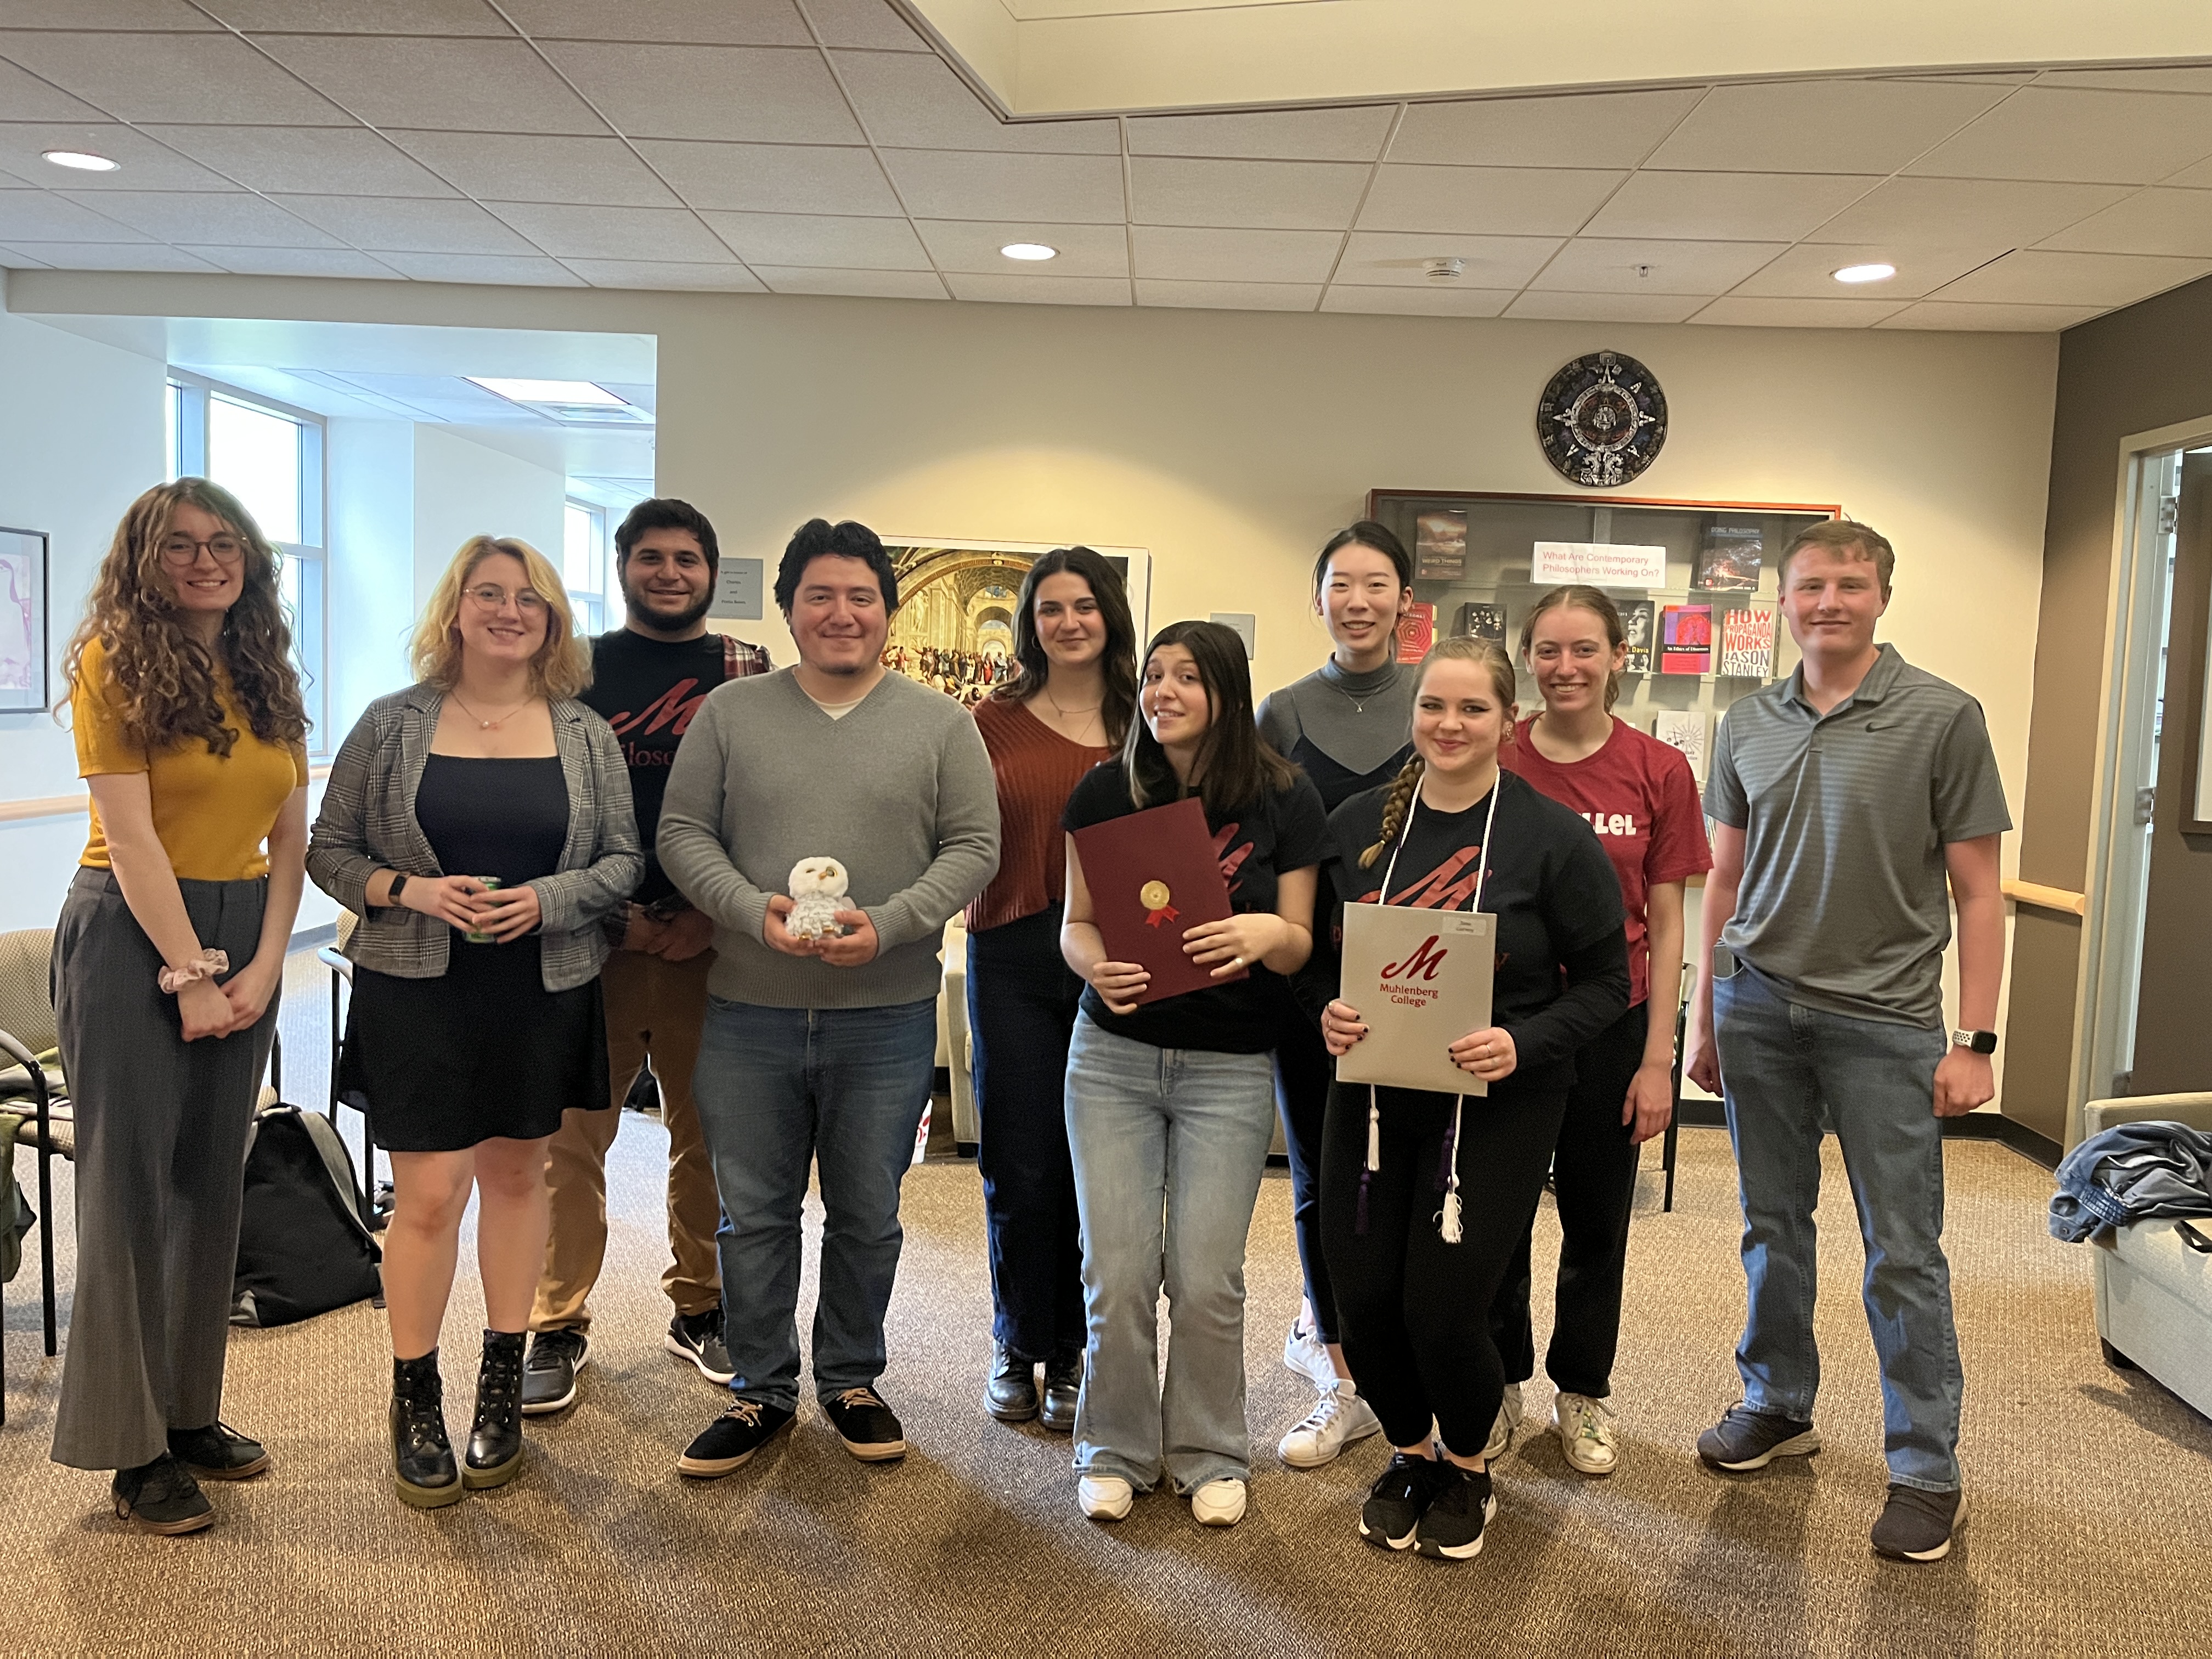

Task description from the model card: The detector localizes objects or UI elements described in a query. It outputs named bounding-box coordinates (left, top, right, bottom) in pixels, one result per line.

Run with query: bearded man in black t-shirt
left=520, top=498, right=771, bottom=1414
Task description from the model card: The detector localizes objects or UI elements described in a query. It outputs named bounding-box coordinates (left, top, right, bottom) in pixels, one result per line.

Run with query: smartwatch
left=387, top=872, right=410, bottom=910
left=1950, top=1028, right=1997, bottom=1055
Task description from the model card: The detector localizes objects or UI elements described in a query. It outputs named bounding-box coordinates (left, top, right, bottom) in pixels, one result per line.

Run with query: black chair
left=319, top=912, right=382, bottom=1228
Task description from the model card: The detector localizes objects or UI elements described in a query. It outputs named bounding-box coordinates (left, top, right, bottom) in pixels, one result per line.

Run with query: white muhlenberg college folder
left=1336, top=902, right=1496, bottom=1098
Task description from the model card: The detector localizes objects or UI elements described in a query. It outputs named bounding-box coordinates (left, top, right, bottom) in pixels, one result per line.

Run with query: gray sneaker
left=1872, top=1484, right=1965, bottom=1562
left=521, top=1327, right=588, bottom=1415
left=1696, top=1403, right=1821, bottom=1471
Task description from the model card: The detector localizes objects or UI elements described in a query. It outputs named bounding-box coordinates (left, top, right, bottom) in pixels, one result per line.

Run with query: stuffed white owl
left=787, top=856, right=850, bottom=941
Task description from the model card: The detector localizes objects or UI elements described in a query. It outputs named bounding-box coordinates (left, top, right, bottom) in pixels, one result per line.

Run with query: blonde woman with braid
left=1309, top=637, right=1627, bottom=1561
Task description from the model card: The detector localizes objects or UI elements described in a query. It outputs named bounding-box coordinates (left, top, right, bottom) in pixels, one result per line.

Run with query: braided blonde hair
left=1358, top=636, right=1516, bottom=868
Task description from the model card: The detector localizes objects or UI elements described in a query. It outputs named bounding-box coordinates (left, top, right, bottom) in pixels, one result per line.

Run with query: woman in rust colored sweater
left=968, top=548, right=1139, bottom=1430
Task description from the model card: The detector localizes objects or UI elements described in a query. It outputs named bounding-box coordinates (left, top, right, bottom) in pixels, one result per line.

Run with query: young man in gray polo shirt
left=657, top=518, right=1000, bottom=1475
left=1686, top=520, right=2009, bottom=1564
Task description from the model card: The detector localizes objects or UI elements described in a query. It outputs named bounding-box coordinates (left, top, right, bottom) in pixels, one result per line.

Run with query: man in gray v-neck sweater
left=657, top=518, right=998, bottom=1473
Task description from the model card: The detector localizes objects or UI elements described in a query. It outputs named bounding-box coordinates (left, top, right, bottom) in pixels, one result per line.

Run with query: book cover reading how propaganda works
left=1718, top=606, right=1776, bottom=679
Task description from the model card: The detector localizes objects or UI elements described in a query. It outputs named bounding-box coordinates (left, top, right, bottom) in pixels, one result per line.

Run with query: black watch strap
left=387, top=872, right=410, bottom=909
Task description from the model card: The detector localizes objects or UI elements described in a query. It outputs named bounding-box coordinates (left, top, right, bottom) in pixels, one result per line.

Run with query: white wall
left=411, top=425, right=566, bottom=612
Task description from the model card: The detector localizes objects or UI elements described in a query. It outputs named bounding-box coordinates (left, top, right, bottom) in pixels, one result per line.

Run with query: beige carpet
left=2, top=958, right=2208, bottom=1656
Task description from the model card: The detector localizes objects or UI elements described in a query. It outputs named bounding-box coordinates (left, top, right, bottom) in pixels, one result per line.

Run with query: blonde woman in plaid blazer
left=308, top=534, right=640, bottom=1509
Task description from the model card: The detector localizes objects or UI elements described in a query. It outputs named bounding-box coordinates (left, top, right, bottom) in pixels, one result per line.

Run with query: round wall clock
left=1536, top=351, right=1667, bottom=488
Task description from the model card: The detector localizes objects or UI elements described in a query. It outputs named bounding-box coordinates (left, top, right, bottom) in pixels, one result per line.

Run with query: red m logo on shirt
left=1382, top=934, right=1449, bottom=982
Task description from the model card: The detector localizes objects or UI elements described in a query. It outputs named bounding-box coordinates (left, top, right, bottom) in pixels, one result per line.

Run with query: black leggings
left=1488, top=1000, right=1648, bottom=1398
left=1272, top=998, right=1339, bottom=1344
left=1321, top=1071, right=1571, bottom=1457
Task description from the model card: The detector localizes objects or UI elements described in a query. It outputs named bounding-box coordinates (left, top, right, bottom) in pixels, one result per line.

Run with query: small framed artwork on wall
left=0, top=527, right=48, bottom=713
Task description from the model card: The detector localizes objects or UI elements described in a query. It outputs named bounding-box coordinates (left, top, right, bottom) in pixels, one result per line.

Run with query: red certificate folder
left=1071, top=796, right=1245, bottom=1006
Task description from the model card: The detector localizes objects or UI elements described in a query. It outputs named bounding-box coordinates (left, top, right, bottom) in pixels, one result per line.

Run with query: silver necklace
left=450, top=691, right=533, bottom=730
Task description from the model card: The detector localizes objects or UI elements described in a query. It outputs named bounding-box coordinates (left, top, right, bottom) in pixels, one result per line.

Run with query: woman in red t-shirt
left=1492, top=583, right=1711, bottom=1477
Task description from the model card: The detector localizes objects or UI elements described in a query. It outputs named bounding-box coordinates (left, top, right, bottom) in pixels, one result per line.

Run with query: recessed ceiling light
left=1832, top=262, right=1897, bottom=285
left=43, top=149, right=119, bottom=172
left=465, top=377, right=624, bottom=405
left=1000, top=242, right=1057, bottom=262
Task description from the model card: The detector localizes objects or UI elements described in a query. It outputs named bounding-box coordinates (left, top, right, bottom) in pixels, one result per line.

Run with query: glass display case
left=1365, top=488, right=1839, bottom=778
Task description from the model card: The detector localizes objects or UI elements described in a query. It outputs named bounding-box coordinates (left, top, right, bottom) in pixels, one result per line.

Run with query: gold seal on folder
left=1139, top=880, right=1171, bottom=912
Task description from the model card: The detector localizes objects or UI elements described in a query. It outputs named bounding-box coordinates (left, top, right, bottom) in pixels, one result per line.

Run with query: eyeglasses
left=160, top=534, right=246, bottom=567
left=463, top=583, right=548, bottom=613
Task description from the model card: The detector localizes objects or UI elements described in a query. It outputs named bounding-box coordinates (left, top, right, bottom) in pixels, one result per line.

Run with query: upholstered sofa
left=2081, top=1092, right=2212, bottom=1419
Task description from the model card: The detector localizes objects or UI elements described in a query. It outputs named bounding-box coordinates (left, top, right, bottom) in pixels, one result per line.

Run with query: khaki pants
left=532, top=945, right=721, bottom=1331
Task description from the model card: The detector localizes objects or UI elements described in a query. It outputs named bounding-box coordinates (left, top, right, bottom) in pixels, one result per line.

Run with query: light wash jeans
left=691, top=995, right=938, bottom=1413
left=1064, top=1013, right=1276, bottom=1493
left=1714, top=957, right=1963, bottom=1492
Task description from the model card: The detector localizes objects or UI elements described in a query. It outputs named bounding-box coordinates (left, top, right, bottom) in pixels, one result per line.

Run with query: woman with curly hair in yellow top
left=51, top=478, right=309, bottom=1534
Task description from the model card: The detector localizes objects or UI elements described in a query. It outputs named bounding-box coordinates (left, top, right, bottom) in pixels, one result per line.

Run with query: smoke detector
left=1425, top=257, right=1466, bottom=282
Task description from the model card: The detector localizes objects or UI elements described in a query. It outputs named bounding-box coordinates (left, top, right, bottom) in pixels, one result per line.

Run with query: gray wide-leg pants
left=49, top=868, right=275, bottom=1472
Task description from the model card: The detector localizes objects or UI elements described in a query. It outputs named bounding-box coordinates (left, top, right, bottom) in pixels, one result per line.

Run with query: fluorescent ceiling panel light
left=1000, top=242, right=1058, bottom=261
left=43, top=150, right=119, bottom=172
left=465, top=377, right=626, bottom=405
left=1832, top=262, right=1897, bottom=284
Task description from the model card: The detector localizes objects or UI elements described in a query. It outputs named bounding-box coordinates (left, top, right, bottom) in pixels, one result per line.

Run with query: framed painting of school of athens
left=879, top=537, right=1151, bottom=707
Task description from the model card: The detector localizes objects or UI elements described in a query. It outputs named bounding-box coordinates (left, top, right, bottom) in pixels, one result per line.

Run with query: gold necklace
left=450, top=691, right=534, bottom=730
left=1043, top=686, right=1104, bottom=737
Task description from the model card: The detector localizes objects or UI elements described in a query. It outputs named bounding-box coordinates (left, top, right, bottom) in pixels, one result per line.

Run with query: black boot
left=465, top=1330, right=526, bottom=1489
left=1041, top=1347, right=1082, bottom=1433
left=984, top=1341, right=1039, bottom=1422
left=390, top=1350, right=463, bottom=1509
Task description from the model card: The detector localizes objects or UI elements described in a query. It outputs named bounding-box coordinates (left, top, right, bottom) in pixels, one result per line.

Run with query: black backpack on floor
left=232, top=1103, right=382, bottom=1328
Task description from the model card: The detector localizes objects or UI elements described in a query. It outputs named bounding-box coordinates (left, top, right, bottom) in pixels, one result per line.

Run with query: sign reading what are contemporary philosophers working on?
left=1530, top=541, right=1668, bottom=589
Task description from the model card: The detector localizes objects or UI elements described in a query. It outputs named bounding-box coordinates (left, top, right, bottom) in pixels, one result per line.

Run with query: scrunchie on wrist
left=158, top=950, right=230, bottom=995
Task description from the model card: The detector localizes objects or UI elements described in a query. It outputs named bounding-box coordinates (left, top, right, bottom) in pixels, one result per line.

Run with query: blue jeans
left=692, top=995, right=938, bottom=1412
left=1064, top=1014, right=1276, bottom=1493
left=1714, top=958, right=1963, bottom=1491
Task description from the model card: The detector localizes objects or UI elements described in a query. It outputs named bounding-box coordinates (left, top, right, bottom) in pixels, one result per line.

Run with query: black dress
left=338, top=754, right=610, bottom=1153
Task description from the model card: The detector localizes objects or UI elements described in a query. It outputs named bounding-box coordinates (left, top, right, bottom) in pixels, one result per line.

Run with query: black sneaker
left=167, top=1421, right=268, bottom=1481
left=1414, top=1462, right=1497, bottom=1561
left=1359, top=1451, right=1446, bottom=1551
left=676, top=1398, right=794, bottom=1478
left=1872, top=1484, right=1966, bottom=1562
left=822, top=1386, right=907, bottom=1462
left=1696, top=1403, right=1822, bottom=1471
left=111, top=1453, right=214, bottom=1535
left=521, top=1328, right=588, bottom=1415
left=665, top=1308, right=736, bottom=1385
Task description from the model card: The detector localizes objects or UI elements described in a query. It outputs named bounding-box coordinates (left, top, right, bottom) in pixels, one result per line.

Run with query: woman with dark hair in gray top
left=1254, top=521, right=1418, bottom=1469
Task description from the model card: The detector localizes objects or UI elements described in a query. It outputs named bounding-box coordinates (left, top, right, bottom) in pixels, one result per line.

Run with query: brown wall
left=2008, top=273, right=2212, bottom=1138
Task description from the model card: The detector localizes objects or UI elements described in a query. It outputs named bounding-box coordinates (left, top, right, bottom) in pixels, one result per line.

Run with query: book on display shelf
left=1695, top=522, right=1764, bottom=591
left=1652, top=711, right=1710, bottom=785
left=1397, top=601, right=1437, bottom=663
left=1069, top=797, right=1244, bottom=1006
left=1620, top=599, right=1655, bottom=674
left=1452, top=601, right=1506, bottom=645
left=1718, top=606, right=1776, bottom=678
left=1335, top=902, right=1496, bottom=1098
left=1660, top=603, right=1712, bottom=674
left=1414, top=510, right=1468, bottom=580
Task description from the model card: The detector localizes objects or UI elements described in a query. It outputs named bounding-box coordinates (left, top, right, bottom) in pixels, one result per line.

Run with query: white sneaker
left=1190, top=1477, right=1246, bottom=1527
left=1554, top=1392, right=1619, bottom=1476
left=1278, top=1380, right=1383, bottom=1469
left=1077, top=1474, right=1133, bottom=1521
left=1281, top=1317, right=1335, bottom=1387
left=1480, top=1381, right=1525, bottom=1462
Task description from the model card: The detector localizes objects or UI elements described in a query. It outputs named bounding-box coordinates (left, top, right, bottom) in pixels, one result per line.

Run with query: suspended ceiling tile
left=1929, top=247, right=2212, bottom=306
left=259, top=37, right=608, bottom=134
left=60, top=188, right=345, bottom=247
left=388, top=132, right=679, bottom=208
left=1126, top=105, right=1396, bottom=162
left=830, top=49, right=1118, bottom=153
left=912, top=217, right=1129, bottom=276
left=1389, top=89, right=1705, bottom=170
left=633, top=140, right=902, bottom=216
left=144, top=125, right=460, bottom=198
left=698, top=208, right=932, bottom=268
left=0, top=1, right=218, bottom=26
left=1128, top=156, right=1371, bottom=230
left=561, top=257, right=769, bottom=290
left=1357, top=163, right=1626, bottom=236
left=879, top=148, right=1125, bottom=223
left=541, top=42, right=863, bottom=144
left=2165, top=153, right=2212, bottom=187
left=1642, top=79, right=2008, bottom=174
left=1319, top=284, right=1515, bottom=317
left=0, top=58, right=105, bottom=121
left=2037, top=187, right=2212, bottom=258
left=1813, top=174, right=2131, bottom=244
left=1906, top=87, right=2212, bottom=185
left=753, top=263, right=946, bottom=297
left=0, top=122, right=243, bottom=190
left=0, top=31, right=352, bottom=125
left=181, top=244, right=405, bottom=278
left=798, top=0, right=933, bottom=52
left=271, top=192, right=539, bottom=253
left=1689, top=294, right=1911, bottom=326
left=1503, top=290, right=1708, bottom=323
left=211, top=0, right=510, bottom=32
left=2037, top=67, right=2212, bottom=95
left=1874, top=298, right=2106, bottom=330
left=1583, top=170, right=1878, bottom=241
left=1527, top=235, right=1787, bottom=295
left=0, top=190, right=150, bottom=241
left=1734, top=240, right=2009, bottom=298
left=486, top=201, right=732, bottom=261
left=1133, top=278, right=1322, bottom=310
left=370, top=249, right=588, bottom=284
left=0, top=240, right=221, bottom=270
left=943, top=270, right=1131, bottom=304
left=1336, top=229, right=1560, bottom=288
left=0, top=243, right=52, bottom=267
left=499, top=0, right=812, bottom=44
left=1129, top=224, right=1343, bottom=283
